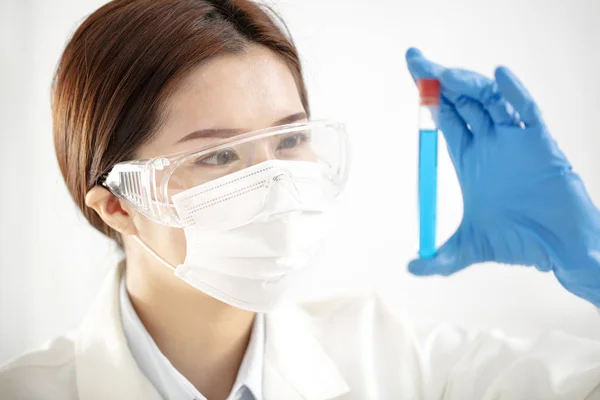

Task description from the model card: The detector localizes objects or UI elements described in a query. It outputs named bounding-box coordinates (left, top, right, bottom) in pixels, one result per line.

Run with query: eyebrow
left=175, top=112, right=308, bottom=143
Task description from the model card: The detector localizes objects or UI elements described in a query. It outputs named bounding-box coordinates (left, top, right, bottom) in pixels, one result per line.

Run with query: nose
left=268, top=168, right=298, bottom=194
left=248, top=140, right=277, bottom=166
left=262, top=168, right=302, bottom=212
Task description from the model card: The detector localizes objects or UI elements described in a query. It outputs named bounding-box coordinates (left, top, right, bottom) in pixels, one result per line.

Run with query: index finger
left=405, top=47, right=446, bottom=82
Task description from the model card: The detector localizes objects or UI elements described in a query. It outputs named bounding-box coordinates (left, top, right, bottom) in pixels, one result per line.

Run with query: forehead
left=139, top=44, right=305, bottom=158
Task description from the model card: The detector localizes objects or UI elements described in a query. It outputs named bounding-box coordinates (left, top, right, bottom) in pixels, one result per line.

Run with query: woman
left=2, top=0, right=600, bottom=399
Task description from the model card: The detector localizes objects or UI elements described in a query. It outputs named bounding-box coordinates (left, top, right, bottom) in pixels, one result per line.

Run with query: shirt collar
left=119, top=271, right=264, bottom=400
left=234, top=309, right=264, bottom=400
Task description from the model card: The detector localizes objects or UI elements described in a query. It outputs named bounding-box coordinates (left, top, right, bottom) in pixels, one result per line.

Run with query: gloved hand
left=405, top=48, right=600, bottom=308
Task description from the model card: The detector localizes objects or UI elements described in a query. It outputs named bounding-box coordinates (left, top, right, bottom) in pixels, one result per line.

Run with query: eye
left=195, top=149, right=240, bottom=166
left=277, top=133, right=310, bottom=150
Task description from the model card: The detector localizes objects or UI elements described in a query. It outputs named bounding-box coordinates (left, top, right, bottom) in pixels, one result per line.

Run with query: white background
left=1, top=0, right=600, bottom=364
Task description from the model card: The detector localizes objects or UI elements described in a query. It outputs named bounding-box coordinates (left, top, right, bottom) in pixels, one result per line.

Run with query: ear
left=85, top=186, right=137, bottom=236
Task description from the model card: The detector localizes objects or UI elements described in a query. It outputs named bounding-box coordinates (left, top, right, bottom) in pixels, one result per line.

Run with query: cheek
left=135, top=216, right=187, bottom=266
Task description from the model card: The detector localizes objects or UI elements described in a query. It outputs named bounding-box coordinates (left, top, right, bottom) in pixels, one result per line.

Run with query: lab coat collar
left=73, top=261, right=349, bottom=400
left=264, top=302, right=350, bottom=400
left=74, top=260, right=162, bottom=399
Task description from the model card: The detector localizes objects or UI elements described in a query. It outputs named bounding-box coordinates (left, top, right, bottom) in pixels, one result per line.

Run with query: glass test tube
left=417, top=79, right=441, bottom=258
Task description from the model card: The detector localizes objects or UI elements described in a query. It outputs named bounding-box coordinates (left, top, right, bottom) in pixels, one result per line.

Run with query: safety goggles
left=100, top=120, right=351, bottom=229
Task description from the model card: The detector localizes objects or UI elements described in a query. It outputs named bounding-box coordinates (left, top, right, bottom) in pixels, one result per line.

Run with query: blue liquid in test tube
left=418, top=129, right=438, bottom=258
left=417, top=79, right=440, bottom=259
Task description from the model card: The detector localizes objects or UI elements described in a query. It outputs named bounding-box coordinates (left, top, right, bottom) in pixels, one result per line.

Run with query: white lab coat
left=2, top=262, right=600, bottom=400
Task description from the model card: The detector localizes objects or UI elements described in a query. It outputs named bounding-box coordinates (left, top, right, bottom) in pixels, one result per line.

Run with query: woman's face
left=130, top=44, right=308, bottom=266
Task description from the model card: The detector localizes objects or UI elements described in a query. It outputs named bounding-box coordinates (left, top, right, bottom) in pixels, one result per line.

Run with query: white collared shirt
left=119, top=275, right=264, bottom=400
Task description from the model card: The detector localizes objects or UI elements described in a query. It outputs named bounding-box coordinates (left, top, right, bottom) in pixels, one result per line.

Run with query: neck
left=124, top=249, right=255, bottom=400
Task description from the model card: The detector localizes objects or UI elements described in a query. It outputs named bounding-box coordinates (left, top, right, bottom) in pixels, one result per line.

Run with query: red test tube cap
left=418, top=79, right=441, bottom=106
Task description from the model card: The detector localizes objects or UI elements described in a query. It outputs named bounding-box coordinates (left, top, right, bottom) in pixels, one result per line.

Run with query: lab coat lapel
left=264, top=302, right=350, bottom=400
left=74, top=261, right=162, bottom=400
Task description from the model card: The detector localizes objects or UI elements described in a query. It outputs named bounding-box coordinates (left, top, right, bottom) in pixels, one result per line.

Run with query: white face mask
left=134, top=160, right=333, bottom=313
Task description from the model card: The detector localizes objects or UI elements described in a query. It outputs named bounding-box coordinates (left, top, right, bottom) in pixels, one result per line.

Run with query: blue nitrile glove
left=405, top=48, right=600, bottom=308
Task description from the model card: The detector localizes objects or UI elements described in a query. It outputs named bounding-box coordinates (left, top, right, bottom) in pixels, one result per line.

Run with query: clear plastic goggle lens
left=104, top=121, right=350, bottom=228
left=166, top=128, right=318, bottom=198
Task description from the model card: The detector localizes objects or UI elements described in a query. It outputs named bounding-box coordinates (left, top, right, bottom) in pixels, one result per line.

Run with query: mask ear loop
left=132, top=235, right=176, bottom=272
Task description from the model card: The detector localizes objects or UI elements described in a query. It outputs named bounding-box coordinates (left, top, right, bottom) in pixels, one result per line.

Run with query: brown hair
left=52, top=0, right=309, bottom=243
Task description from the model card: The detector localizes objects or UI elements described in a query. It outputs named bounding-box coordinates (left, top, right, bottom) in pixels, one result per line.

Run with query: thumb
left=408, top=231, right=471, bottom=276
